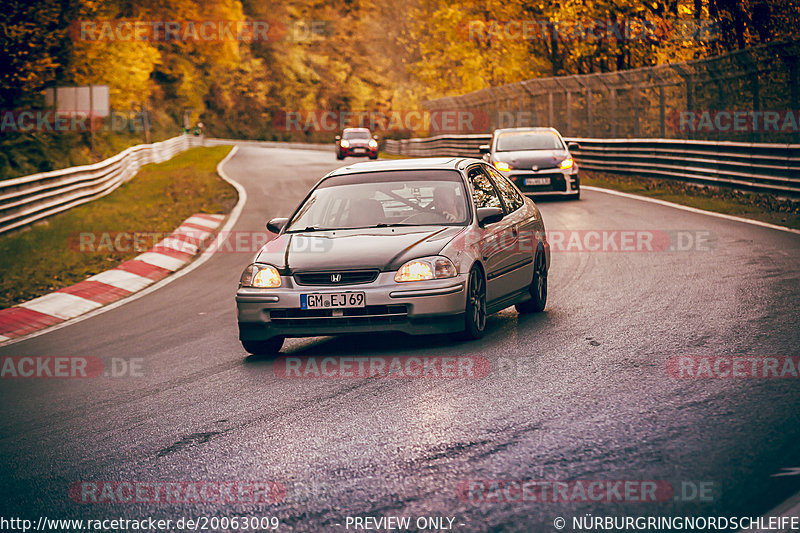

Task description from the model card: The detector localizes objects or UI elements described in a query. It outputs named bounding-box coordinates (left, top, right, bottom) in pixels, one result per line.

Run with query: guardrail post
left=566, top=91, right=572, bottom=136
left=586, top=88, right=593, bottom=137
left=685, top=77, right=694, bottom=140
left=751, top=72, right=761, bottom=143
left=791, top=57, right=799, bottom=144
left=610, top=88, right=617, bottom=138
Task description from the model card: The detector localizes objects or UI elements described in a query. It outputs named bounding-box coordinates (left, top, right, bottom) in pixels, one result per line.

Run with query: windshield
left=286, top=171, right=469, bottom=231
left=342, top=130, right=372, bottom=140
left=496, top=131, right=564, bottom=151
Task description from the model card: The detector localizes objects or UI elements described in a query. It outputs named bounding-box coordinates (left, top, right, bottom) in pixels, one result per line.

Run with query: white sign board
left=45, top=85, right=110, bottom=117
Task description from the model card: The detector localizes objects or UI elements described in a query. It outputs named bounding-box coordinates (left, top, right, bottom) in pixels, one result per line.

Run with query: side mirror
left=335, top=135, right=341, bottom=141
left=266, top=217, right=289, bottom=234
left=567, top=142, right=580, bottom=151
left=478, top=144, right=490, bottom=154
left=476, top=207, right=504, bottom=227
left=373, top=135, right=378, bottom=140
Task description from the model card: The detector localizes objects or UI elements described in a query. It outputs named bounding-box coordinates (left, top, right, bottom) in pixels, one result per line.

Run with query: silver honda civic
left=235, top=157, right=550, bottom=355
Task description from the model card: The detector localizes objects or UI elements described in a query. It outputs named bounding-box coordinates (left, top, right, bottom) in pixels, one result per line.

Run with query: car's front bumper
left=236, top=272, right=468, bottom=340
left=340, top=145, right=378, bottom=157
left=505, top=169, right=579, bottom=196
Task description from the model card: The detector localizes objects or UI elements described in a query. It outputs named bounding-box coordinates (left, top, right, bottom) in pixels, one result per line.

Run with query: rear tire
left=515, top=251, right=547, bottom=314
left=461, top=266, right=487, bottom=340
left=241, top=337, right=284, bottom=356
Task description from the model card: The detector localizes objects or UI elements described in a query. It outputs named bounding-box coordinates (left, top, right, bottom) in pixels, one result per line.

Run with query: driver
left=432, top=186, right=462, bottom=222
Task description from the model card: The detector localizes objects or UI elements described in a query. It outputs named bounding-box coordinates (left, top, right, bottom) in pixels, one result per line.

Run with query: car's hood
left=255, top=226, right=464, bottom=272
left=496, top=149, right=569, bottom=170
left=344, top=138, right=370, bottom=146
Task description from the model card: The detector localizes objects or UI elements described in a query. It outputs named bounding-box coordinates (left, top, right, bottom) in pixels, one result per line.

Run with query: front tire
left=515, top=251, right=547, bottom=314
left=336, top=153, right=345, bottom=160
left=461, top=266, right=487, bottom=340
left=241, top=336, right=284, bottom=356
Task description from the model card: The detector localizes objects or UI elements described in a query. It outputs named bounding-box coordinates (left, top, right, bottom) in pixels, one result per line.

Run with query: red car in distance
left=335, top=128, right=379, bottom=160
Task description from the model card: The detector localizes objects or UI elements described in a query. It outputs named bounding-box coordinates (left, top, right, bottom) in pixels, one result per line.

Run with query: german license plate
left=525, top=177, right=551, bottom=186
left=301, top=292, right=366, bottom=309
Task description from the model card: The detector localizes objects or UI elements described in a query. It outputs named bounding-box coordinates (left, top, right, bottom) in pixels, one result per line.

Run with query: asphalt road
left=1, top=146, right=799, bottom=532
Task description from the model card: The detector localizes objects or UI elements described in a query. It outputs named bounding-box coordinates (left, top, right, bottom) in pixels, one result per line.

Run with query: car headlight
left=240, top=264, right=281, bottom=288
left=368, top=139, right=378, bottom=148
left=340, top=140, right=350, bottom=148
left=394, top=256, right=457, bottom=282
left=493, top=161, right=511, bottom=171
left=560, top=157, right=574, bottom=170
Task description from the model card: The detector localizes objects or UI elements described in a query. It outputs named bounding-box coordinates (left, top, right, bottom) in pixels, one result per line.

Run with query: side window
left=468, top=166, right=503, bottom=210
left=487, top=167, right=525, bottom=212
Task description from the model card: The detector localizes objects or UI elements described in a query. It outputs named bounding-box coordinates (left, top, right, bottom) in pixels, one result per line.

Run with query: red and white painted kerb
left=0, top=213, right=224, bottom=343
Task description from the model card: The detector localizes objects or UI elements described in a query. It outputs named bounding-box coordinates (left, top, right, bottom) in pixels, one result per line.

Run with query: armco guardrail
left=384, top=134, right=491, bottom=158
left=203, top=138, right=333, bottom=151
left=384, top=135, right=800, bottom=196
left=0, top=135, right=200, bottom=235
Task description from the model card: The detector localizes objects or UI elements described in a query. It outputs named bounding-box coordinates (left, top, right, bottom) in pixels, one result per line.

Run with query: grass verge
left=377, top=151, right=411, bottom=160
left=582, top=171, right=799, bottom=230
left=0, top=145, right=236, bottom=309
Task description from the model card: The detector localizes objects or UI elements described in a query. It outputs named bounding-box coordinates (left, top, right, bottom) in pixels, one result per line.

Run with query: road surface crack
left=157, top=431, right=224, bottom=458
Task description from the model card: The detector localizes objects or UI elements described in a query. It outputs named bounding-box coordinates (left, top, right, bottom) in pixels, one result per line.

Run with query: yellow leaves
left=67, top=39, right=160, bottom=109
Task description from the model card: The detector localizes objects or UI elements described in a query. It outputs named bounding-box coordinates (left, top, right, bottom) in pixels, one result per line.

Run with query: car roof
left=326, top=157, right=483, bottom=177
left=493, top=127, right=561, bottom=134
left=342, top=127, right=371, bottom=132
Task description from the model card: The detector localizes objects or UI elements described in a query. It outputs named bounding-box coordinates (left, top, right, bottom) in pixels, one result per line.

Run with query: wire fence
left=423, top=40, right=800, bottom=144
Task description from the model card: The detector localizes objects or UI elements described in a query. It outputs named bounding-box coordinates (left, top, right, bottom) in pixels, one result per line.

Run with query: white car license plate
left=301, top=292, right=366, bottom=310
left=525, top=177, right=551, bottom=186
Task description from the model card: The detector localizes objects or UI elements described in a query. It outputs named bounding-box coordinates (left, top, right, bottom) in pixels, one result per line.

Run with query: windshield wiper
left=369, top=223, right=418, bottom=228
left=286, top=225, right=333, bottom=233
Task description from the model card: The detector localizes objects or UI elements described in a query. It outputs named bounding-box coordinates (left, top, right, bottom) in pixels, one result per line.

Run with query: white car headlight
left=368, top=139, right=378, bottom=148
left=340, top=140, right=350, bottom=148
left=493, top=161, right=511, bottom=171
left=240, top=264, right=282, bottom=288
left=560, top=157, right=574, bottom=170
left=394, top=256, right=457, bottom=282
